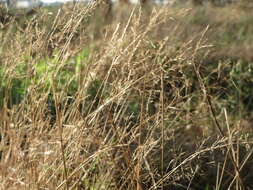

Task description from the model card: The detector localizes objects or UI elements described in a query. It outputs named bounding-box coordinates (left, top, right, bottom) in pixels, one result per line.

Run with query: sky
left=0, top=0, right=169, bottom=7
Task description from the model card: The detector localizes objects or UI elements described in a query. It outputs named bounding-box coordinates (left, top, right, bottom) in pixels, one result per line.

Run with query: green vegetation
left=0, top=1, right=253, bottom=190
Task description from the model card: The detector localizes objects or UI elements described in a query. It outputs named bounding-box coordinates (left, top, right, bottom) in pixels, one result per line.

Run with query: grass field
left=0, top=1, right=253, bottom=190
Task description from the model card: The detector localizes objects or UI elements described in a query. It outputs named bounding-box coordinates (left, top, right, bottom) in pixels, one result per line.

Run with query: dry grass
left=0, top=2, right=253, bottom=190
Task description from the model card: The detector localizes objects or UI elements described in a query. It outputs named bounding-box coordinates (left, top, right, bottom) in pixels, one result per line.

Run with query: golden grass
left=0, top=2, right=253, bottom=190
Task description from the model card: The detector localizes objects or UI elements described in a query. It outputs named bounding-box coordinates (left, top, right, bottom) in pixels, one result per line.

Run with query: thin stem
left=160, top=70, right=165, bottom=190
left=52, top=81, right=69, bottom=190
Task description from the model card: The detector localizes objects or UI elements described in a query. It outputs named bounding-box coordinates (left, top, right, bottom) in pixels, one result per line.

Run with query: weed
left=0, top=2, right=253, bottom=190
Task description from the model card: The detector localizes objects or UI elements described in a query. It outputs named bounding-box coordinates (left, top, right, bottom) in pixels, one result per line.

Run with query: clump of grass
left=0, top=2, right=253, bottom=190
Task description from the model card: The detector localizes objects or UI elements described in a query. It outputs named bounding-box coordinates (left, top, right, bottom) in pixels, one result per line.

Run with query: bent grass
left=1, top=2, right=253, bottom=190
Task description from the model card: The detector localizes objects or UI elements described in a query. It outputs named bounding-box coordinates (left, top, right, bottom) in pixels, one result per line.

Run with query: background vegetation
left=0, top=1, right=253, bottom=189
